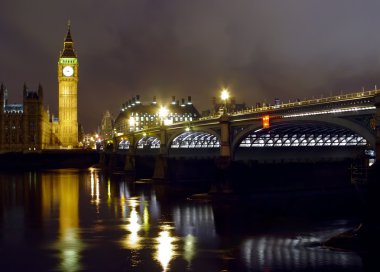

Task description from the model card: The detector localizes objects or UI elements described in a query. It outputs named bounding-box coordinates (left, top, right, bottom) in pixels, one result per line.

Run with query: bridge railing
left=200, top=89, right=380, bottom=120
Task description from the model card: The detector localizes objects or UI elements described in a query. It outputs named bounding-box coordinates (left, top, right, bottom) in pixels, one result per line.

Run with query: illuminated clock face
left=63, top=66, right=74, bottom=77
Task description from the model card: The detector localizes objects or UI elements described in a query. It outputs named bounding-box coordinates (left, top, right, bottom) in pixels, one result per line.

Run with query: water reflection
left=172, top=204, right=216, bottom=269
left=0, top=170, right=367, bottom=271
left=183, top=234, right=196, bottom=267
left=41, top=170, right=84, bottom=272
left=241, top=235, right=362, bottom=271
left=155, top=225, right=177, bottom=272
left=107, top=179, right=111, bottom=203
left=173, top=204, right=216, bottom=241
left=90, top=169, right=100, bottom=211
left=121, top=199, right=142, bottom=250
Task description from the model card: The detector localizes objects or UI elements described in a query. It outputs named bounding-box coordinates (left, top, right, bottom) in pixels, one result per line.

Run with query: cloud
left=1, top=0, right=380, bottom=131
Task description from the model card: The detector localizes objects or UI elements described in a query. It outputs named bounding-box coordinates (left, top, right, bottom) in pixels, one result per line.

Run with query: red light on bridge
left=262, top=115, right=270, bottom=128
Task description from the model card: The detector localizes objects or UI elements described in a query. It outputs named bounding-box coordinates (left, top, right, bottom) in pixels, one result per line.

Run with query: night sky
left=1, top=1, right=380, bottom=132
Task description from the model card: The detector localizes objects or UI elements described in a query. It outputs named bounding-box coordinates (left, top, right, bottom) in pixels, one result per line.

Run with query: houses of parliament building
left=0, top=23, right=79, bottom=151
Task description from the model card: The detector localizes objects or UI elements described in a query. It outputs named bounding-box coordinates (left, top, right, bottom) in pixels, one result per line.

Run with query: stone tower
left=58, top=21, right=78, bottom=147
left=23, top=83, right=44, bottom=150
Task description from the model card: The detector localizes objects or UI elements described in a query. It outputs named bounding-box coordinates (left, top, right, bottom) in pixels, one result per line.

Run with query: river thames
left=0, top=168, right=370, bottom=271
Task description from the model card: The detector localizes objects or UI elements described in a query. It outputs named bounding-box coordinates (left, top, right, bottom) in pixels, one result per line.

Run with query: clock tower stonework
left=58, top=22, right=78, bottom=147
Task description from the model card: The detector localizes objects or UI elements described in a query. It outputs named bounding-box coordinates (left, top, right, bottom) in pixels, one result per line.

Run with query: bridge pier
left=124, top=152, right=136, bottom=176
left=153, top=154, right=168, bottom=180
left=212, top=114, right=233, bottom=194
left=219, top=114, right=231, bottom=158
left=99, top=152, right=111, bottom=170
left=99, top=152, right=106, bottom=168
left=124, top=137, right=136, bottom=176
left=153, top=127, right=168, bottom=180
left=108, top=152, right=118, bottom=170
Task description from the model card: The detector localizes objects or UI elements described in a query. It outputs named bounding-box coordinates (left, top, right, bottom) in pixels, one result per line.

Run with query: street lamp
left=221, top=88, right=230, bottom=114
left=158, top=106, right=169, bottom=126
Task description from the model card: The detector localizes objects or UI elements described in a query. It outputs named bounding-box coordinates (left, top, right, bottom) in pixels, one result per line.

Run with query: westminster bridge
left=101, top=89, right=380, bottom=182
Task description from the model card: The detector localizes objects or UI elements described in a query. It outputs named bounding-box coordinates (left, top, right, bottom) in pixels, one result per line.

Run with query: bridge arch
left=169, top=131, right=220, bottom=149
left=168, top=129, right=220, bottom=158
left=118, top=139, right=130, bottom=150
left=232, top=116, right=375, bottom=150
left=167, top=128, right=220, bottom=147
left=232, top=118, right=373, bottom=162
left=136, top=136, right=160, bottom=149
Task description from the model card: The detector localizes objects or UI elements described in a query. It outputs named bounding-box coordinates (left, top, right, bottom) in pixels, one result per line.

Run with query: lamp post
left=221, top=88, right=230, bottom=114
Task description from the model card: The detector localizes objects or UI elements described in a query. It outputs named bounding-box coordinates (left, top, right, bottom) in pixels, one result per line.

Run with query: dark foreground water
left=0, top=169, right=369, bottom=271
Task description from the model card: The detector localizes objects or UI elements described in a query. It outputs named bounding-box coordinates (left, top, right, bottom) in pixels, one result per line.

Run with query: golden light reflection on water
left=114, top=181, right=179, bottom=271
left=121, top=199, right=142, bottom=250
left=90, top=169, right=100, bottom=210
left=155, top=225, right=177, bottom=272
left=143, top=205, right=150, bottom=233
left=41, top=170, right=83, bottom=272
left=107, top=179, right=111, bottom=205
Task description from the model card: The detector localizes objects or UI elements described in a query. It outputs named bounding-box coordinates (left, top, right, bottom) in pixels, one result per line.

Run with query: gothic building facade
left=0, top=23, right=79, bottom=151
left=0, top=83, right=54, bottom=151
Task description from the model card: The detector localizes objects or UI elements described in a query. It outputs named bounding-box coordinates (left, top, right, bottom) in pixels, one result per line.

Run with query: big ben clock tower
left=58, top=21, right=78, bottom=147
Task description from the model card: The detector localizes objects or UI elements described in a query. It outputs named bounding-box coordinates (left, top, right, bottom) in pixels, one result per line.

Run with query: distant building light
left=129, top=117, right=135, bottom=126
left=164, top=119, right=173, bottom=126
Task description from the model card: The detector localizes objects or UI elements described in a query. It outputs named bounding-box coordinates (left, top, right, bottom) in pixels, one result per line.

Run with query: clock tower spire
left=58, top=21, right=78, bottom=147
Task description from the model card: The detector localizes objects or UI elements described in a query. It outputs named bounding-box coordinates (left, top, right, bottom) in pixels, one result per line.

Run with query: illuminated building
left=0, top=83, right=53, bottom=150
left=58, top=22, right=79, bottom=147
left=0, top=22, right=79, bottom=151
left=82, top=133, right=97, bottom=149
left=114, top=95, right=199, bottom=133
